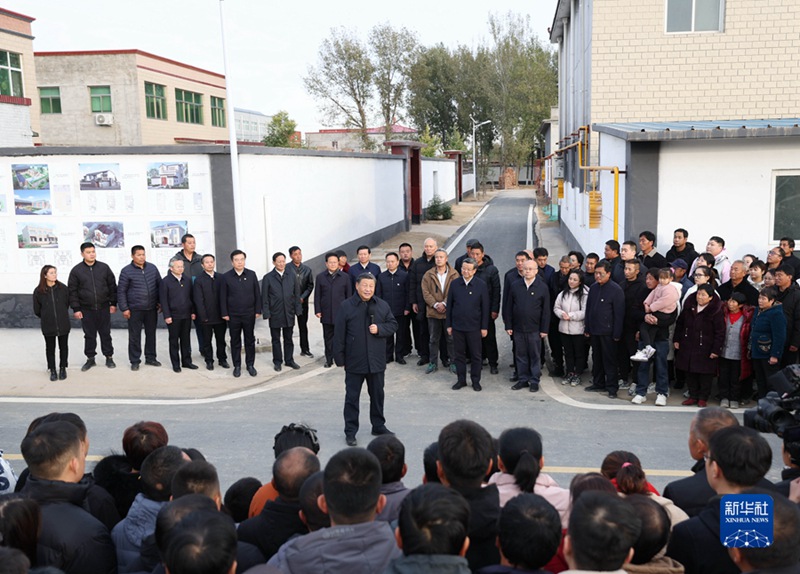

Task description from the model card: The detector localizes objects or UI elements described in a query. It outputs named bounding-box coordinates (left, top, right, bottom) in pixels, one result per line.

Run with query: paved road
left=0, top=190, right=786, bottom=496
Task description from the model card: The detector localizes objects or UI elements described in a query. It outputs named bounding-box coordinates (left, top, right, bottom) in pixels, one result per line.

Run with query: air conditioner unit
left=95, top=113, right=114, bottom=126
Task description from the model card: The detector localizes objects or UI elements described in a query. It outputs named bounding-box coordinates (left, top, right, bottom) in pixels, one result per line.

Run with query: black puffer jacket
left=68, top=260, right=117, bottom=312
left=33, top=282, right=71, bottom=336
left=333, top=294, right=397, bottom=373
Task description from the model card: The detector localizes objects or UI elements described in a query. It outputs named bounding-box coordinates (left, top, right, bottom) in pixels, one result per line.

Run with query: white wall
left=463, top=173, right=475, bottom=195
left=421, top=158, right=457, bottom=208
left=0, top=103, right=34, bottom=147
left=658, top=137, right=800, bottom=259
left=238, top=153, right=405, bottom=272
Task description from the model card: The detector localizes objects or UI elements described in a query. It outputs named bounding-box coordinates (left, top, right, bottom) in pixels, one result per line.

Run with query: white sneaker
left=720, top=399, right=730, bottom=408
left=643, top=345, right=656, bottom=359
left=655, top=394, right=668, bottom=406
left=630, top=349, right=649, bottom=362
left=729, top=400, right=739, bottom=409
left=618, top=379, right=626, bottom=389
left=647, top=382, right=656, bottom=394
left=628, top=382, right=637, bottom=396
left=631, top=394, right=646, bottom=404
left=571, top=375, right=581, bottom=387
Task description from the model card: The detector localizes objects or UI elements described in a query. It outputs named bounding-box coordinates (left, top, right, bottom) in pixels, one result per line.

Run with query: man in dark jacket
left=774, top=265, right=800, bottom=367
left=447, top=258, right=490, bottom=391
left=546, top=256, right=571, bottom=377
left=334, top=273, right=398, bottom=446
left=637, top=230, right=668, bottom=269
left=584, top=259, right=626, bottom=398
left=262, top=252, right=302, bottom=372
left=666, top=228, right=699, bottom=265
left=378, top=252, right=410, bottom=364
left=315, top=252, right=353, bottom=368
left=118, top=245, right=162, bottom=371
left=20, top=421, right=117, bottom=574
left=717, top=260, right=759, bottom=306
left=220, top=249, right=262, bottom=378
left=173, top=233, right=204, bottom=351
left=619, top=260, right=649, bottom=391
left=409, top=238, right=438, bottom=365
left=289, top=246, right=314, bottom=357
left=504, top=260, right=550, bottom=393
left=604, top=240, right=625, bottom=285
left=398, top=242, right=417, bottom=357
left=67, top=241, right=117, bottom=371
left=348, top=245, right=382, bottom=286
left=160, top=258, right=197, bottom=373
left=503, top=251, right=531, bottom=382
left=471, top=242, right=501, bottom=374
left=193, top=254, right=229, bottom=370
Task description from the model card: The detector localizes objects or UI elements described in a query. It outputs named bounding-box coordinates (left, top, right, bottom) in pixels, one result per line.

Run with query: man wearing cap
left=671, top=258, right=693, bottom=297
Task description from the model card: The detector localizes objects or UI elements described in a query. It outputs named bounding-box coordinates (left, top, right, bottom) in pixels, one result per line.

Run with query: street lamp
left=471, top=116, right=491, bottom=195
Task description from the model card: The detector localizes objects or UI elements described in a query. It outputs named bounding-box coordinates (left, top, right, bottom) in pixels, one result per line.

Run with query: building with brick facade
left=306, top=124, right=417, bottom=152
left=550, top=0, right=800, bottom=258
left=0, top=7, right=38, bottom=146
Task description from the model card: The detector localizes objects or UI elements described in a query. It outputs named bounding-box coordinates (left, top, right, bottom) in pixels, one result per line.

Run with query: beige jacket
left=421, top=265, right=459, bottom=319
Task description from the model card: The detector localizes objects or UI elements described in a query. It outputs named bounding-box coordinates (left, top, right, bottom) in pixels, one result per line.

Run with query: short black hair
left=325, top=251, right=339, bottom=262
left=760, top=286, right=778, bottom=301
left=586, top=252, right=600, bottom=261
left=696, top=283, right=715, bottom=298
left=709, top=235, right=725, bottom=247
left=777, top=264, right=796, bottom=278
left=223, top=477, right=261, bottom=524
left=624, top=494, right=670, bottom=565
left=27, top=412, right=87, bottom=442
left=674, top=228, right=688, bottom=238
left=605, top=240, right=620, bottom=253
left=288, top=246, right=301, bottom=255
left=131, top=245, right=145, bottom=256
left=594, top=259, right=612, bottom=274
left=438, top=420, right=493, bottom=490
left=639, top=231, right=655, bottom=243
left=708, top=426, right=771, bottom=487
left=155, top=494, right=218, bottom=555
left=356, top=245, right=371, bottom=254
left=335, top=249, right=347, bottom=258
left=780, top=237, right=796, bottom=249
left=738, top=488, right=800, bottom=569
left=80, top=241, right=95, bottom=253
left=423, top=442, right=440, bottom=484
left=622, top=240, right=637, bottom=251
left=163, top=510, right=237, bottom=574
left=399, top=242, right=412, bottom=251
left=367, top=435, right=406, bottom=484
left=470, top=242, right=485, bottom=253
left=498, top=427, right=542, bottom=493
left=624, top=259, right=640, bottom=269
left=533, top=247, right=549, bottom=258
left=272, top=447, right=320, bottom=501
left=397, top=484, right=469, bottom=556
left=171, top=461, right=220, bottom=500
left=230, top=249, right=246, bottom=260
left=322, top=448, right=382, bottom=524
left=355, top=272, right=375, bottom=285
left=515, top=250, right=532, bottom=260
left=569, top=472, right=617, bottom=503
left=498, top=494, right=561, bottom=570
left=141, top=445, right=188, bottom=502
left=272, top=251, right=286, bottom=263
left=20, top=421, right=82, bottom=480
left=273, top=423, right=320, bottom=457
left=568, top=250, right=584, bottom=265
left=385, top=251, right=399, bottom=261
left=200, top=254, right=215, bottom=264
left=298, top=471, right=329, bottom=531
left=0, top=495, right=41, bottom=565
left=568, top=491, right=641, bottom=571
left=180, top=234, right=194, bottom=244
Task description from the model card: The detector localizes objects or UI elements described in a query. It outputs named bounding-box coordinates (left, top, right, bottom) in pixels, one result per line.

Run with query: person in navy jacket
left=348, top=245, right=382, bottom=286
left=220, top=249, right=262, bottom=378
left=261, top=251, right=302, bottom=372
left=377, top=252, right=410, bottom=364
left=446, top=258, right=490, bottom=391
left=503, top=259, right=551, bottom=392
left=160, top=258, right=197, bottom=372
left=584, top=259, right=626, bottom=398
left=193, top=254, right=229, bottom=370
left=118, top=245, right=162, bottom=370
left=315, top=252, right=353, bottom=368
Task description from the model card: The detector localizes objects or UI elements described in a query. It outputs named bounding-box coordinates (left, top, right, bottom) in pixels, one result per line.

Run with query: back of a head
left=624, top=494, right=670, bottom=565
left=163, top=510, right=237, bottom=574
left=274, top=423, right=320, bottom=457
left=600, top=451, right=649, bottom=495
left=141, top=445, right=189, bottom=502
left=498, top=493, right=561, bottom=570
left=298, top=471, right=329, bottom=531
left=569, top=472, right=617, bottom=504
left=738, top=489, right=800, bottom=569
left=367, top=435, right=406, bottom=484
left=0, top=546, right=30, bottom=574
left=155, top=494, right=218, bottom=555
left=123, top=421, right=169, bottom=470
left=708, top=426, right=771, bottom=487
left=323, top=448, right=382, bottom=524
left=498, top=427, right=543, bottom=493
left=423, top=442, right=440, bottom=484
left=223, top=477, right=262, bottom=524
left=20, top=421, right=82, bottom=480
left=0, top=494, right=41, bottom=565
left=27, top=412, right=87, bottom=443
left=397, top=483, right=469, bottom=556
left=171, top=461, right=220, bottom=501
left=567, top=491, right=641, bottom=571
left=693, top=407, right=739, bottom=445
left=272, top=447, right=320, bottom=501
left=438, top=420, right=493, bottom=490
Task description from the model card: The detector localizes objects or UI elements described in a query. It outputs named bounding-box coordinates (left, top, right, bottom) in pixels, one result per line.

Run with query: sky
left=7, top=0, right=560, bottom=134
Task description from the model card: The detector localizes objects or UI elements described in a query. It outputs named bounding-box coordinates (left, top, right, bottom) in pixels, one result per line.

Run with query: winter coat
left=674, top=294, right=725, bottom=375
left=553, top=287, right=589, bottom=335
left=111, top=493, right=165, bottom=574
left=375, top=480, right=411, bottom=523
left=92, top=454, right=140, bottom=518
left=193, top=271, right=224, bottom=325
left=377, top=269, right=410, bottom=316
left=289, top=262, right=314, bottom=302
left=717, top=279, right=759, bottom=307
left=421, top=265, right=459, bottom=319
left=459, top=484, right=501, bottom=571
left=455, top=252, right=494, bottom=275
left=219, top=268, right=262, bottom=317
left=160, top=272, right=193, bottom=320
left=473, top=260, right=501, bottom=314
left=776, top=283, right=800, bottom=350
left=261, top=269, right=301, bottom=328
left=624, top=554, right=685, bottom=574
left=33, top=282, right=71, bottom=336
left=667, top=497, right=739, bottom=574
left=750, top=304, right=787, bottom=361
left=645, top=284, right=680, bottom=314
left=266, top=520, right=401, bottom=574
left=638, top=250, right=669, bottom=270
left=385, top=554, right=472, bottom=574
left=237, top=497, right=307, bottom=562
left=585, top=279, right=626, bottom=339
left=621, top=278, right=649, bottom=330
left=67, top=260, right=117, bottom=311
left=408, top=254, right=436, bottom=310
left=333, top=294, right=397, bottom=373
left=691, top=250, right=732, bottom=284
left=173, top=248, right=203, bottom=279
left=117, top=261, right=161, bottom=312
left=722, top=305, right=754, bottom=381
left=666, top=241, right=699, bottom=266
left=314, top=269, right=352, bottom=325
left=446, top=277, right=490, bottom=332
left=348, top=261, right=382, bottom=285
left=488, top=471, right=570, bottom=529
left=503, top=275, right=551, bottom=334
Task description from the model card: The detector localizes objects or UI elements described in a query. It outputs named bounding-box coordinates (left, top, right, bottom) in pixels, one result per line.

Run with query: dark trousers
left=515, top=331, right=543, bottom=384
left=128, top=308, right=157, bottom=364
left=167, top=318, right=192, bottom=367
left=81, top=307, right=113, bottom=359
left=453, top=329, right=483, bottom=384
left=547, top=318, right=563, bottom=370
left=618, top=328, right=638, bottom=382
left=297, top=300, right=310, bottom=353
left=428, top=318, right=453, bottom=365
left=343, top=371, right=386, bottom=436
left=481, top=320, right=499, bottom=367
left=591, top=334, right=619, bottom=392
left=229, top=315, right=256, bottom=368
left=718, top=358, right=741, bottom=401
left=417, top=309, right=430, bottom=361
left=753, top=359, right=781, bottom=399
left=562, top=334, right=588, bottom=375
left=386, top=314, right=409, bottom=360
left=194, top=317, right=205, bottom=357
left=322, top=323, right=335, bottom=363
left=782, top=348, right=799, bottom=368
left=44, top=334, right=69, bottom=369
left=270, top=326, right=295, bottom=365
left=635, top=339, right=669, bottom=396
left=686, top=372, right=714, bottom=401
left=200, top=322, right=228, bottom=363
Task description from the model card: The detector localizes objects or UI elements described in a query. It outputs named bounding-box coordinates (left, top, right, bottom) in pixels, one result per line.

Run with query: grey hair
left=462, top=257, right=477, bottom=268
left=169, top=257, right=183, bottom=268
left=434, top=248, right=448, bottom=257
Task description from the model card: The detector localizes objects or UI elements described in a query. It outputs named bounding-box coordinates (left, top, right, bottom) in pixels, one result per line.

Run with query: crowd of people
left=2, top=410, right=800, bottom=574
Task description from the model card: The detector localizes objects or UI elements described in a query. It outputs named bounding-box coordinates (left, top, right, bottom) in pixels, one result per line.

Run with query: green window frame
left=211, top=96, right=226, bottom=128
left=175, top=88, right=203, bottom=124
left=0, top=50, right=24, bottom=97
left=39, top=87, right=61, bottom=114
left=90, top=86, right=112, bottom=113
left=145, top=82, right=167, bottom=120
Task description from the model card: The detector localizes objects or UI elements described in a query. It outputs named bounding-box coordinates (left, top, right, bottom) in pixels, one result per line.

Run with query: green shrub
left=426, top=195, right=452, bottom=220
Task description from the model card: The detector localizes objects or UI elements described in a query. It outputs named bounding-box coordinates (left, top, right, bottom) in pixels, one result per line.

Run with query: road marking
left=526, top=203, right=534, bottom=251
left=446, top=204, right=491, bottom=255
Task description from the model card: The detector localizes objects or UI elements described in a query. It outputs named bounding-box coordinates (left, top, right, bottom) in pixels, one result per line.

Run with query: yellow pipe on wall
left=576, top=125, right=621, bottom=241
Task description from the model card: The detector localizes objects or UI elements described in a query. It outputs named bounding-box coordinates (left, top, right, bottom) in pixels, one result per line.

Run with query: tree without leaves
left=369, top=23, right=417, bottom=140
left=262, top=111, right=298, bottom=148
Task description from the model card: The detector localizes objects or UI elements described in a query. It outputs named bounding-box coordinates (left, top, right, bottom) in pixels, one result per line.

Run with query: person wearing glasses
left=681, top=265, right=718, bottom=305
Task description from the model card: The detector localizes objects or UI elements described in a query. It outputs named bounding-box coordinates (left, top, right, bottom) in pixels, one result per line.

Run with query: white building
left=234, top=108, right=272, bottom=143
